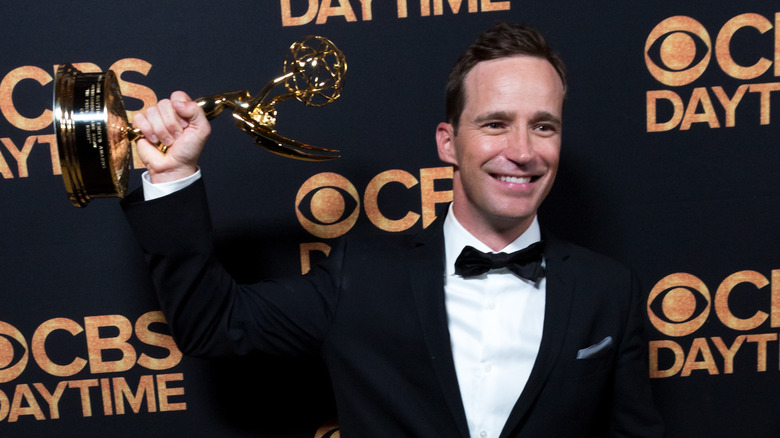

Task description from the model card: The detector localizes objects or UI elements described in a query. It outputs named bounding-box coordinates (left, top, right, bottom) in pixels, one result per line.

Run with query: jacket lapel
left=408, top=219, right=471, bottom=438
left=500, top=232, right=576, bottom=437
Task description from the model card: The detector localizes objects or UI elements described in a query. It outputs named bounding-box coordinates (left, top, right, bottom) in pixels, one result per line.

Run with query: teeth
left=497, top=175, right=532, bottom=184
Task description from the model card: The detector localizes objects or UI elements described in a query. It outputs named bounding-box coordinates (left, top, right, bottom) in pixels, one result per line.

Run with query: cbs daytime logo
left=648, top=270, right=780, bottom=379
left=644, top=13, right=780, bottom=132
left=0, top=313, right=186, bottom=422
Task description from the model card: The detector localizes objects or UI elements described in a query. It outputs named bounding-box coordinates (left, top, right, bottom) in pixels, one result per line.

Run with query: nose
left=503, top=128, right=534, bottom=164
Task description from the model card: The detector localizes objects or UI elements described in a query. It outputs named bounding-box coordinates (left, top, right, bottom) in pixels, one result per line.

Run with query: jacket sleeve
left=121, top=178, right=340, bottom=359
left=609, top=272, right=665, bottom=437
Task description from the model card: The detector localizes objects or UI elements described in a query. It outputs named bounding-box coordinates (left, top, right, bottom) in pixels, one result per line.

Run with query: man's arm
left=125, top=92, right=336, bottom=358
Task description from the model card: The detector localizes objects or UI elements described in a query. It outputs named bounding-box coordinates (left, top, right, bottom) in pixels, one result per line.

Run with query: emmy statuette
left=53, top=36, right=347, bottom=207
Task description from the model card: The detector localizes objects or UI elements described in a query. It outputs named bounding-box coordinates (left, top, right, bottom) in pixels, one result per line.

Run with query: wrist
left=147, top=166, right=198, bottom=184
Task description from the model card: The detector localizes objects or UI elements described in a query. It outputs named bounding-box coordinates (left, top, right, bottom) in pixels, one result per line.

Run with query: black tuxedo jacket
left=122, top=178, right=663, bottom=437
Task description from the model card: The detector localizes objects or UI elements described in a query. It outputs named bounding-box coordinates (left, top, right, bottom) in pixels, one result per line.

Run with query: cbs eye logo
left=648, top=273, right=711, bottom=337
left=645, top=16, right=712, bottom=87
left=295, top=172, right=360, bottom=239
left=0, top=322, right=29, bottom=383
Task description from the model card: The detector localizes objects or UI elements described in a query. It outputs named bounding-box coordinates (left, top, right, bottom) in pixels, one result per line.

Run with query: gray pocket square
left=576, top=336, right=613, bottom=359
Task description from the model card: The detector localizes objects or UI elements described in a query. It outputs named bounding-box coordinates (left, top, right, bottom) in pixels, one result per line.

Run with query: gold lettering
left=421, top=0, right=430, bottom=16
left=711, top=85, right=748, bottom=127
left=0, top=389, right=8, bottom=421
left=716, top=13, right=773, bottom=80
left=714, top=270, right=769, bottom=331
left=317, top=0, right=358, bottom=24
left=85, top=315, right=137, bottom=374
left=36, top=134, right=61, bottom=175
left=365, top=169, right=420, bottom=232
left=480, top=0, right=509, bottom=12
left=419, top=166, right=453, bottom=228
left=747, top=333, right=777, bottom=372
left=681, top=337, right=719, bottom=377
left=680, top=87, right=720, bottom=130
left=772, top=269, right=780, bottom=328
left=0, top=66, right=52, bottom=131
left=397, top=0, right=408, bottom=17
left=32, top=381, right=68, bottom=420
left=1, top=136, right=37, bottom=178
left=300, top=242, right=332, bottom=274
left=358, top=0, right=373, bottom=20
left=157, top=373, right=187, bottom=412
left=646, top=90, right=684, bottom=132
left=134, top=311, right=183, bottom=371
left=113, top=375, right=157, bottom=414
left=68, top=379, right=99, bottom=417
left=648, top=340, right=684, bottom=378
left=776, top=13, right=780, bottom=77
left=31, top=317, right=87, bottom=377
left=101, top=378, right=113, bottom=415
left=281, top=0, right=318, bottom=26
left=0, top=146, right=12, bottom=178
left=8, top=384, right=45, bottom=422
left=108, top=59, right=156, bottom=169
left=711, top=335, right=746, bottom=374
left=749, top=82, right=780, bottom=125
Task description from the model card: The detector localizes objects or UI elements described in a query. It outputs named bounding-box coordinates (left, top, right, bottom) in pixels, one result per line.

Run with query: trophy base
left=54, top=64, right=131, bottom=207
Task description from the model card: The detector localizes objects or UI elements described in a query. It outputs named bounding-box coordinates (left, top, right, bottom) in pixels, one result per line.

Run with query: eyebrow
left=472, top=110, right=562, bottom=127
left=531, top=111, right=562, bottom=127
left=472, top=110, right=514, bottom=125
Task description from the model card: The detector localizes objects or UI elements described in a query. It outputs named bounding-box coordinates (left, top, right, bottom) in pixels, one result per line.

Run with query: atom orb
left=284, top=35, right=347, bottom=107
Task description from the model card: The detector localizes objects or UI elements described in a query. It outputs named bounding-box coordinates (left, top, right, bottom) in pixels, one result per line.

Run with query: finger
left=159, top=99, right=186, bottom=141
left=131, top=111, right=159, bottom=144
left=146, top=100, right=177, bottom=147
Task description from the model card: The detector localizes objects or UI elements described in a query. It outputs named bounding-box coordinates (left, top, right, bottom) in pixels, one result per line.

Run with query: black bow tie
left=454, top=242, right=545, bottom=282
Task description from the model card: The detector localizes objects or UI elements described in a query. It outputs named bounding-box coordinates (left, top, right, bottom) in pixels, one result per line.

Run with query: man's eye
left=534, top=124, right=556, bottom=133
left=484, top=122, right=504, bottom=129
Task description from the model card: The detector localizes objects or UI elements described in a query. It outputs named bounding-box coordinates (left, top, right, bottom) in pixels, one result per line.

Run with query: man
left=123, top=22, right=664, bottom=437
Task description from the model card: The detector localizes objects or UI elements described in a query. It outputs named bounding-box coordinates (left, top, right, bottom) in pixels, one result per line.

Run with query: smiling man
left=123, top=22, right=664, bottom=437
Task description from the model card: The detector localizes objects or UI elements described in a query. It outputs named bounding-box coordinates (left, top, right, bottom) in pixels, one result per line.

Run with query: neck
left=450, top=206, right=535, bottom=252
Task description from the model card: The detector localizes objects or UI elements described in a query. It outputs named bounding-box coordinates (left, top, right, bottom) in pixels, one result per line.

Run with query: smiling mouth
left=494, top=175, right=536, bottom=184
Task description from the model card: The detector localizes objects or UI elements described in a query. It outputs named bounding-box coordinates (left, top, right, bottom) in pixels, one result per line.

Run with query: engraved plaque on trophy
left=53, top=36, right=347, bottom=207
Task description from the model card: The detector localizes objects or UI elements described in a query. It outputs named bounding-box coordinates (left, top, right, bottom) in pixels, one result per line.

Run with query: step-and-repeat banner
left=1, top=1, right=778, bottom=437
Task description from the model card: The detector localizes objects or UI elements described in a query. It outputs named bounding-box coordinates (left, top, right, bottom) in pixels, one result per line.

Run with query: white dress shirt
left=443, top=207, right=546, bottom=438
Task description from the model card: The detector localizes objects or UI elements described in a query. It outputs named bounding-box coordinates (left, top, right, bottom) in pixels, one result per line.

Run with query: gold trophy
left=53, top=36, right=347, bottom=207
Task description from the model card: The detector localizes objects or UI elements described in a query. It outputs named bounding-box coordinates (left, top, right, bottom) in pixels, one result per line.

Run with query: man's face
left=437, top=55, right=564, bottom=239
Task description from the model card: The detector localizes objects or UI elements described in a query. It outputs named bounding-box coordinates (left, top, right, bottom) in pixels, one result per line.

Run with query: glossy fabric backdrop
left=0, top=1, right=778, bottom=436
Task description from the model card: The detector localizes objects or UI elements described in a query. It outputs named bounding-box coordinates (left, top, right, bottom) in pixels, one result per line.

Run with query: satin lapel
left=409, top=220, right=470, bottom=438
left=500, top=234, right=576, bottom=438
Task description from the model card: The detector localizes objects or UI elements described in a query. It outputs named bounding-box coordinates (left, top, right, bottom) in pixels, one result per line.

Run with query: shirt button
left=487, top=301, right=496, bottom=310
left=480, top=431, right=488, bottom=438
left=484, top=362, right=492, bottom=372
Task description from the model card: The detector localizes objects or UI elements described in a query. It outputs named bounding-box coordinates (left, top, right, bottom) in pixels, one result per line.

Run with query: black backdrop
left=1, top=1, right=779, bottom=436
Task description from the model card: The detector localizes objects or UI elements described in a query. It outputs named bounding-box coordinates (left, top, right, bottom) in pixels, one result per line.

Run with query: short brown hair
left=445, top=22, right=567, bottom=132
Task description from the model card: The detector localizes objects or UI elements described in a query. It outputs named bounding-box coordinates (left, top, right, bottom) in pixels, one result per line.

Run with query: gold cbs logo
left=649, top=270, right=780, bottom=337
left=295, top=168, right=453, bottom=239
left=645, top=13, right=779, bottom=86
left=0, top=322, right=28, bottom=384
left=0, top=312, right=181, bottom=384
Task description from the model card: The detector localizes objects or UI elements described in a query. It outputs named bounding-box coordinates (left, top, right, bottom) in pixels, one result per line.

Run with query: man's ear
left=436, top=122, right=457, bottom=165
